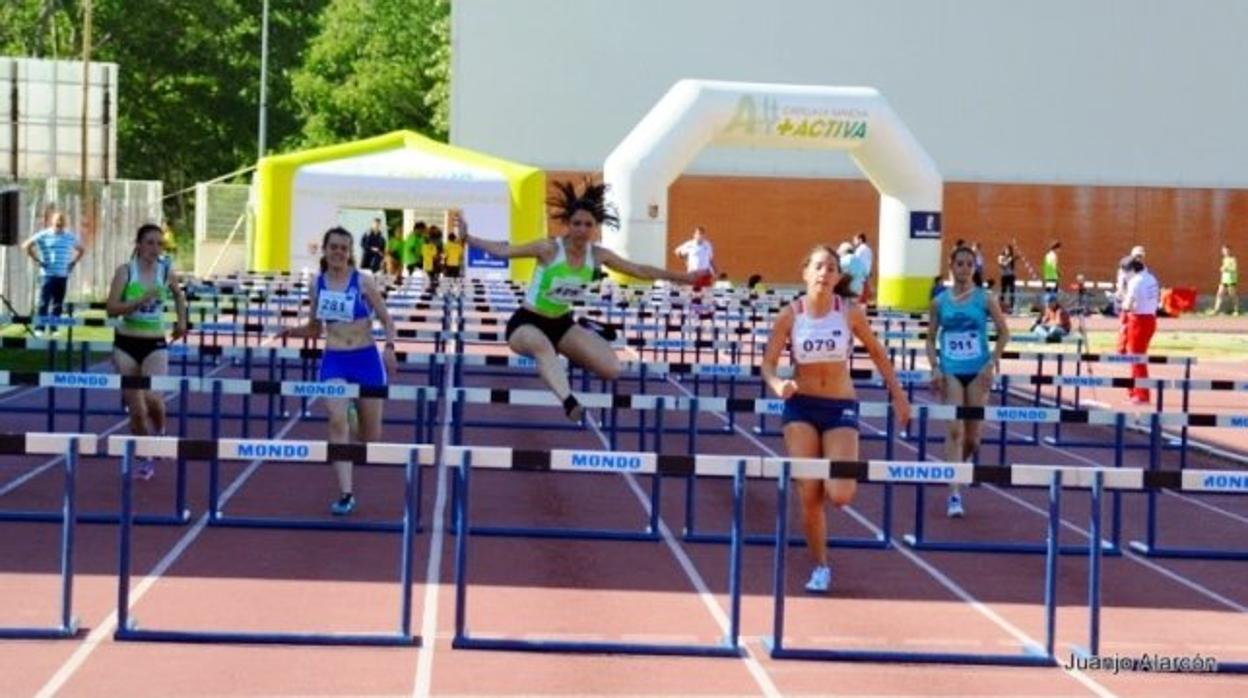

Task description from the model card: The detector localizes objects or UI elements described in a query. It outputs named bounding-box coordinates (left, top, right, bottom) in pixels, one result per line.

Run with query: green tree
left=2, top=1, right=327, bottom=225
left=289, top=0, right=448, bottom=147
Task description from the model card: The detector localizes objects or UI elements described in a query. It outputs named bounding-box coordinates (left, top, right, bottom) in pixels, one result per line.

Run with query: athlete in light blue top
left=926, top=245, right=1009, bottom=519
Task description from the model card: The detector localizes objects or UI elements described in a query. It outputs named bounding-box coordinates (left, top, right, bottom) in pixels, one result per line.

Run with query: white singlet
left=789, top=296, right=851, bottom=364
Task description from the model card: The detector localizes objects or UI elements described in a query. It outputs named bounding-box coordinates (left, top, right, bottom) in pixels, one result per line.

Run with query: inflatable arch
left=603, top=80, right=942, bottom=310
left=253, top=130, right=546, bottom=281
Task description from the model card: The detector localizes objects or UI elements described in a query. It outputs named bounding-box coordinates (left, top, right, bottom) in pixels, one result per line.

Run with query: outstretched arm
left=597, top=246, right=699, bottom=284
left=462, top=228, right=553, bottom=262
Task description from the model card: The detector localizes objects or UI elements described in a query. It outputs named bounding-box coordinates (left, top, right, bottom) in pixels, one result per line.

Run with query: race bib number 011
left=943, top=331, right=982, bottom=361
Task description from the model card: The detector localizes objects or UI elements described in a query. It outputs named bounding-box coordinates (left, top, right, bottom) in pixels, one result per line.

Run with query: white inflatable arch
left=604, top=80, right=942, bottom=310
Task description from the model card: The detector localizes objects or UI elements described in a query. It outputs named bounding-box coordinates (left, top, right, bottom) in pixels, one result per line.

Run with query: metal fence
left=0, top=176, right=162, bottom=314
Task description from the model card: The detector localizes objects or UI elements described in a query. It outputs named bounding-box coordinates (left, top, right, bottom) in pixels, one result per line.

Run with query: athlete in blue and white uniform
left=282, top=227, right=398, bottom=515
left=762, top=245, right=911, bottom=594
left=926, top=245, right=1010, bottom=518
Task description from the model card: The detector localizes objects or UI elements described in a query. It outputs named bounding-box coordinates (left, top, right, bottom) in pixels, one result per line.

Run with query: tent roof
left=301, top=147, right=504, bottom=182
left=261, top=130, right=540, bottom=180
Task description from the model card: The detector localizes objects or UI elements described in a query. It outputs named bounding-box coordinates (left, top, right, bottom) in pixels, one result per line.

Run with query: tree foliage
left=2, top=0, right=451, bottom=225
left=289, top=0, right=448, bottom=147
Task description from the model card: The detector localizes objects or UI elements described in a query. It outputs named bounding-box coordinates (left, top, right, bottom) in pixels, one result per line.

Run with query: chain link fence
left=0, top=176, right=162, bottom=314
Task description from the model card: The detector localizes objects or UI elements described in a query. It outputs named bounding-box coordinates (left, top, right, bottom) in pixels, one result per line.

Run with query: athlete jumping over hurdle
left=280, top=227, right=399, bottom=515
left=926, top=245, right=1010, bottom=519
left=761, top=245, right=911, bottom=594
left=462, top=179, right=711, bottom=422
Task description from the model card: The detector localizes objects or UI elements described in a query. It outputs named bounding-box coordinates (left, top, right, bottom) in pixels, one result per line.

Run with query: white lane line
left=663, top=376, right=1114, bottom=698
left=1164, top=489, right=1248, bottom=526
left=34, top=404, right=308, bottom=698
left=583, top=414, right=782, bottom=698
left=411, top=363, right=455, bottom=698
left=899, top=391, right=1248, bottom=613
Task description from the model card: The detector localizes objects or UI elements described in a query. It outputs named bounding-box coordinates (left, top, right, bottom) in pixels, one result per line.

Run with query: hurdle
left=110, top=435, right=429, bottom=646
left=449, top=446, right=754, bottom=658
left=0, top=372, right=193, bottom=527
left=681, top=400, right=901, bottom=551
left=1129, top=411, right=1248, bottom=560
left=901, top=403, right=1125, bottom=556
left=0, top=432, right=95, bottom=639
left=198, top=380, right=440, bottom=532
left=764, top=459, right=1112, bottom=667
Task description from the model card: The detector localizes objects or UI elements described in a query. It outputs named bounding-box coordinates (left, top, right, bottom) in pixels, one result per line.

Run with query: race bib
left=800, top=334, right=839, bottom=359
left=942, top=330, right=983, bottom=361
left=317, top=289, right=356, bottom=323
left=547, top=277, right=588, bottom=302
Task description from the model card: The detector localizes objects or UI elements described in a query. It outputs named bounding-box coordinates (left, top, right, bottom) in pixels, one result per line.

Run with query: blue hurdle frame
left=113, top=439, right=421, bottom=646
left=0, top=438, right=81, bottom=639
left=203, top=382, right=437, bottom=533
left=447, top=389, right=664, bottom=542
left=0, top=373, right=192, bottom=528
left=1128, top=413, right=1248, bottom=561
left=451, top=451, right=747, bottom=657
left=682, top=404, right=900, bottom=550
left=766, top=460, right=1063, bottom=667
left=902, top=407, right=1123, bottom=556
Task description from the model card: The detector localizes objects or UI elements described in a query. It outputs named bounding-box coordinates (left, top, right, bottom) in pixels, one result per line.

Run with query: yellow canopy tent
left=253, top=130, right=545, bottom=280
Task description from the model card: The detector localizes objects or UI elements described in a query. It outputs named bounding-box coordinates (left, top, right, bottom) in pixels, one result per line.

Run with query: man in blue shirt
left=22, top=212, right=85, bottom=335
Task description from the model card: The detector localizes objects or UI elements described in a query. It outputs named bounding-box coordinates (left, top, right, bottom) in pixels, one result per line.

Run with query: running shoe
left=947, top=493, right=965, bottom=519
left=804, top=565, right=832, bottom=594
left=330, top=493, right=356, bottom=516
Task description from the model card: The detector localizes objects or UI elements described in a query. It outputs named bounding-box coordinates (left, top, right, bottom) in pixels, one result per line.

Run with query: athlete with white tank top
left=761, top=245, right=910, bottom=594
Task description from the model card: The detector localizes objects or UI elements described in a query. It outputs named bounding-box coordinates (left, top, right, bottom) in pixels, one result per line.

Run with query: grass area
left=0, top=349, right=112, bottom=372
left=1083, top=331, right=1248, bottom=359
left=0, top=324, right=114, bottom=342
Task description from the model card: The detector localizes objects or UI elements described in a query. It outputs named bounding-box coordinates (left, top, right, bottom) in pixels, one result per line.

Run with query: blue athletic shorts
left=319, top=345, right=387, bottom=387
left=782, top=395, right=859, bottom=433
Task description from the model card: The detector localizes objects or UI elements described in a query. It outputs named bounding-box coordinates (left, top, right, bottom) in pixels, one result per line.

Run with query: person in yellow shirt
left=1211, top=245, right=1239, bottom=315
left=444, top=231, right=464, bottom=279
left=421, top=226, right=443, bottom=286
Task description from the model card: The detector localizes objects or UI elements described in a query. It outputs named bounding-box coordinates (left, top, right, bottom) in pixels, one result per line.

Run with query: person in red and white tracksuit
left=1122, top=258, right=1159, bottom=404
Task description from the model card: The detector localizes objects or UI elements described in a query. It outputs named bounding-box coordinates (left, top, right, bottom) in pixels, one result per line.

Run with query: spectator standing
left=997, top=244, right=1017, bottom=312
left=1115, top=246, right=1146, bottom=352
left=360, top=218, right=387, bottom=273
left=852, top=233, right=874, bottom=303
left=674, top=226, right=716, bottom=276
left=1122, top=259, right=1160, bottom=404
left=1042, top=241, right=1061, bottom=293
left=22, top=211, right=85, bottom=336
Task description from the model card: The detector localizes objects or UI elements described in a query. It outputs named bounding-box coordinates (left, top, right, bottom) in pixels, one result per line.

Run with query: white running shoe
left=804, top=565, right=832, bottom=594
left=947, top=493, right=965, bottom=519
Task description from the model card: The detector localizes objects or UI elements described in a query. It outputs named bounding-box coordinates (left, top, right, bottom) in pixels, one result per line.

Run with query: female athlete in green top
left=105, top=223, right=189, bottom=479
left=463, top=180, right=709, bottom=421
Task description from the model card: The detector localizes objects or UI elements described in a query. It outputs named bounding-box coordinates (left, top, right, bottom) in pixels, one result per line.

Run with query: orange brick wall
left=546, top=171, right=1247, bottom=292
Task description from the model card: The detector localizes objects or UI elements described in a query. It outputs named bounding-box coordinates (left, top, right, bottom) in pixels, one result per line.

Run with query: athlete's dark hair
left=548, top=179, right=620, bottom=229
left=319, top=226, right=356, bottom=273
left=802, top=244, right=856, bottom=299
